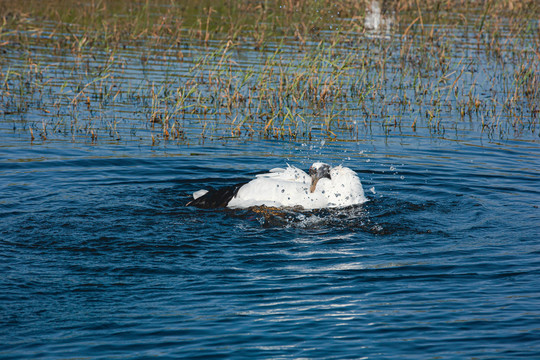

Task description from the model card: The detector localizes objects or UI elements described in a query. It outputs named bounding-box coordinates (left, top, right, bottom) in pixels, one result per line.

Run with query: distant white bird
left=187, top=162, right=367, bottom=210
left=364, top=0, right=394, bottom=39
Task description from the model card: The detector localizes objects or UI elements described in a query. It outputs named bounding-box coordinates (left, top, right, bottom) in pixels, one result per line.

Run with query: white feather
left=226, top=164, right=367, bottom=210
left=316, top=165, right=366, bottom=208
left=192, top=189, right=208, bottom=200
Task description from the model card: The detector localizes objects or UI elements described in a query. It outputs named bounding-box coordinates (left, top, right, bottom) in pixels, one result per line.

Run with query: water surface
left=1, top=136, right=539, bottom=359
left=1, top=1, right=539, bottom=358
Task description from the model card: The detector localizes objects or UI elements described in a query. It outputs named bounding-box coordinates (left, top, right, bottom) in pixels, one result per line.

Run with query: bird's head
left=309, top=162, right=331, bottom=193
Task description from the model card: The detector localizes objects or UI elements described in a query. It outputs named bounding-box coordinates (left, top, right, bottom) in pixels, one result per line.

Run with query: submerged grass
left=0, top=0, right=539, bottom=145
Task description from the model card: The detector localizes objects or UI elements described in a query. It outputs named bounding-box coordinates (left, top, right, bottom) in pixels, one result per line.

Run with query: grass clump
left=0, top=0, right=539, bottom=145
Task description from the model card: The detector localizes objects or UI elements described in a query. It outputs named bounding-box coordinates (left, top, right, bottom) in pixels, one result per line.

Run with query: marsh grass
left=0, top=0, right=538, bottom=145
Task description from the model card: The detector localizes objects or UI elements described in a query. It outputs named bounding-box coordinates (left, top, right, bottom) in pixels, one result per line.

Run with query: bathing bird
left=187, top=162, right=367, bottom=210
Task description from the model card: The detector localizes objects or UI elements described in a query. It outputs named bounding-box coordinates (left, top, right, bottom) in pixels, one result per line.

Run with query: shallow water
left=1, top=136, right=539, bottom=359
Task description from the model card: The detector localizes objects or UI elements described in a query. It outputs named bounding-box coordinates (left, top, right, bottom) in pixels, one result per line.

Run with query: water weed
left=0, top=0, right=538, bottom=145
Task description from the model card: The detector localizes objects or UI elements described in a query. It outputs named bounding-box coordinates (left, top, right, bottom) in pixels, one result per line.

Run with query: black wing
left=186, top=182, right=247, bottom=209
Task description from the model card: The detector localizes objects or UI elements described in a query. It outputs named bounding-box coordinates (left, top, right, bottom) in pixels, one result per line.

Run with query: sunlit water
left=1, top=135, right=539, bottom=359
left=1, top=3, right=540, bottom=359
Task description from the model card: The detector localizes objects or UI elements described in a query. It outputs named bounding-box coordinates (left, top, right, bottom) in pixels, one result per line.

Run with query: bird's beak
left=310, top=175, right=319, bottom=193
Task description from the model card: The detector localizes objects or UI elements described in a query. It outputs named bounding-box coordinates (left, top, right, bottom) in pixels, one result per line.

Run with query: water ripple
left=1, top=143, right=539, bottom=359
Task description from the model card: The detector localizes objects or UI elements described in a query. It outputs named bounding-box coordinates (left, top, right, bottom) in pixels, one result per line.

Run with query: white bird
left=187, top=162, right=367, bottom=210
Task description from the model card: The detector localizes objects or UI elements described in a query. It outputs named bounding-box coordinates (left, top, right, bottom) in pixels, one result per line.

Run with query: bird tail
left=186, top=183, right=246, bottom=208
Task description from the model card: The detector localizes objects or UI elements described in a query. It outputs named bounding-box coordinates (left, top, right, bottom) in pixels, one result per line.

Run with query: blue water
left=1, top=137, right=539, bottom=359
left=1, top=2, right=540, bottom=356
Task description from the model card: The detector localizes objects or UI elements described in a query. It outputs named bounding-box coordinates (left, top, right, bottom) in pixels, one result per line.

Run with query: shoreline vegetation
left=0, top=0, right=539, bottom=145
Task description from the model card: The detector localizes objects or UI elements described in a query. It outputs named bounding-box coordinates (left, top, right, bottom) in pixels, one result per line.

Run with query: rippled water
left=1, top=1, right=540, bottom=358
left=1, top=136, right=539, bottom=359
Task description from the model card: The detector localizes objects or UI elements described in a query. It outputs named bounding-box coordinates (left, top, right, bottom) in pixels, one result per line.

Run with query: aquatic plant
left=0, top=0, right=538, bottom=144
